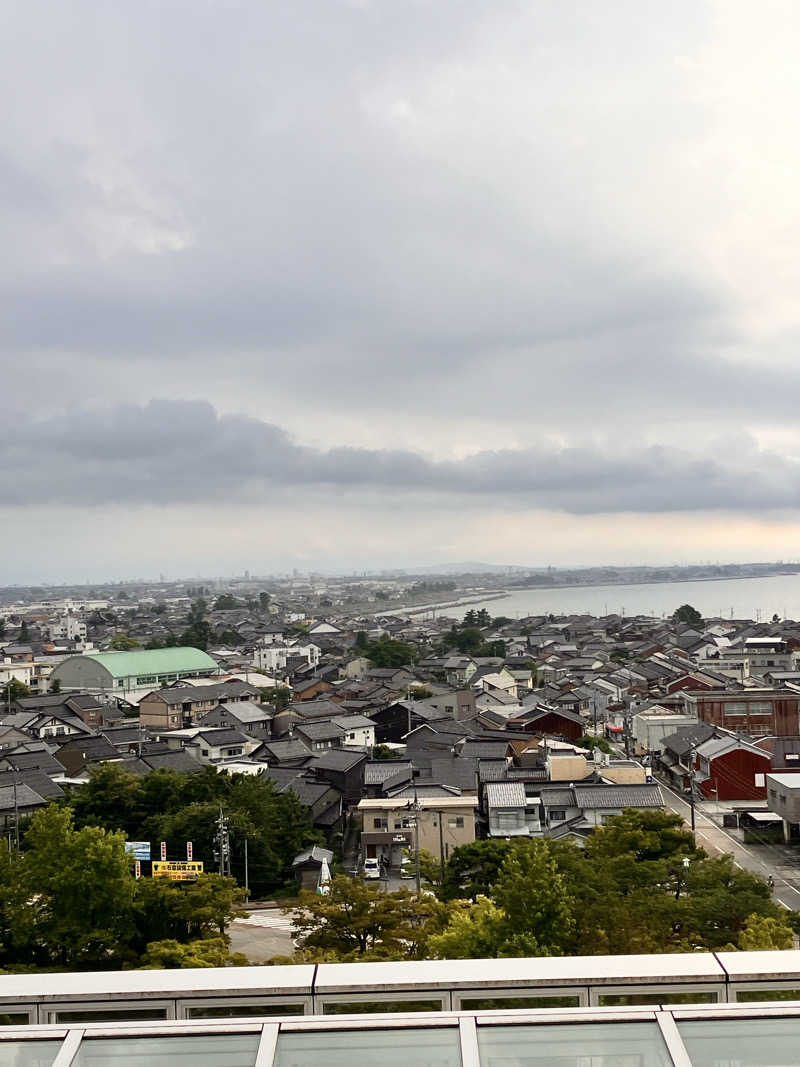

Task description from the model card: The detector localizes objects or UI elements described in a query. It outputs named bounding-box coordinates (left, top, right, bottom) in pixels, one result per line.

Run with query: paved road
left=228, top=908, right=296, bottom=962
left=657, top=778, right=800, bottom=910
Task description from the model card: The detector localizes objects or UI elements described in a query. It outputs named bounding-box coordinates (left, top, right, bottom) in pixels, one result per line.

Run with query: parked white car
left=363, top=857, right=381, bottom=880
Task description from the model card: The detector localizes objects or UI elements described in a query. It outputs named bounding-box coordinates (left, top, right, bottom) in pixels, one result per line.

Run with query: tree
left=19, top=806, right=137, bottom=969
left=354, top=631, right=369, bottom=652
left=153, top=602, right=167, bottom=615
left=463, top=609, right=478, bottom=627
left=428, top=896, right=507, bottom=959
left=109, top=633, right=142, bottom=650
left=259, top=592, right=270, bottom=611
left=584, top=810, right=699, bottom=867
left=213, top=593, right=240, bottom=611
left=738, top=913, right=794, bottom=951
left=292, top=876, right=448, bottom=960
left=260, top=686, right=291, bottom=711
left=69, top=762, right=144, bottom=835
left=578, top=734, right=612, bottom=754
left=414, top=848, right=445, bottom=888
left=49, top=678, right=61, bottom=694
left=439, top=840, right=514, bottom=901
left=0, top=618, right=5, bottom=638
left=490, top=839, right=576, bottom=956
left=455, top=627, right=485, bottom=655
left=141, top=937, right=248, bottom=969
left=181, top=598, right=211, bottom=651
left=673, top=604, right=703, bottom=627
left=18, top=621, right=29, bottom=642
left=431, top=841, right=576, bottom=959
left=681, top=856, right=780, bottom=949
left=177, top=874, right=247, bottom=938
left=364, top=635, right=417, bottom=668
left=372, top=744, right=400, bottom=761
left=1, top=679, right=30, bottom=704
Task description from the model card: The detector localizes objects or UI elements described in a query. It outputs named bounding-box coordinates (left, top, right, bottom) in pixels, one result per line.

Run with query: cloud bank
left=3, top=400, right=799, bottom=516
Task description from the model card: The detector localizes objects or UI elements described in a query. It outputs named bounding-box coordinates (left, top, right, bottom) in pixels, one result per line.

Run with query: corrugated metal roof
left=70, top=647, right=218, bottom=680
left=485, top=781, right=526, bottom=808
left=478, top=760, right=509, bottom=782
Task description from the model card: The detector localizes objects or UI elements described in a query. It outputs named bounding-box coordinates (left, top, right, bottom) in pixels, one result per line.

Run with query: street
left=657, top=778, right=800, bottom=910
left=228, top=908, right=296, bottom=962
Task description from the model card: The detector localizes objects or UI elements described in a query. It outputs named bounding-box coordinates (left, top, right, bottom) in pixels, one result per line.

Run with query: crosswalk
left=234, top=910, right=297, bottom=932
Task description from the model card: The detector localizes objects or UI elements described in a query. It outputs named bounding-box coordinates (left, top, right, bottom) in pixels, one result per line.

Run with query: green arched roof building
left=51, top=647, right=219, bottom=693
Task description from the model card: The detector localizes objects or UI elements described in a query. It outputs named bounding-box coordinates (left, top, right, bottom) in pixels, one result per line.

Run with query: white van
left=363, top=857, right=381, bottom=880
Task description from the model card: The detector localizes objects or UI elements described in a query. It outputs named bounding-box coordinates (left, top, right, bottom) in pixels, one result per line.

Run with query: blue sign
left=125, top=841, right=151, bottom=861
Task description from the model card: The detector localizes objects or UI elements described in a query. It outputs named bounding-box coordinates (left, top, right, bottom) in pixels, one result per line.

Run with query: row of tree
left=284, top=812, right=796, bottom=962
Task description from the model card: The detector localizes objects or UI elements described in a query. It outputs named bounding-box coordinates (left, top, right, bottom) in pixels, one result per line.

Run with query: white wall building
left=48, top=616, right=88, bottom=642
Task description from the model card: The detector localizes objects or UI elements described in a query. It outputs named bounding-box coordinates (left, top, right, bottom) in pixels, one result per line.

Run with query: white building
left=48, top=616, right=88, bottom=642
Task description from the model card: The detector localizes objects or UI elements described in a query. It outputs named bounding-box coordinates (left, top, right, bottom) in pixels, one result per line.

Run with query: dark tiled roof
left=308, top=749, right=366, bottom=772
left=572, top=784, right=664, bottom=809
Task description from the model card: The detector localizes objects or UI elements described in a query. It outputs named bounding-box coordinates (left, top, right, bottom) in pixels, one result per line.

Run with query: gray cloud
left=2, top=1, right=800, bottom=576
left=3, top=399, right=799, bottom=515
left=0, top=1, right=757, bottom=431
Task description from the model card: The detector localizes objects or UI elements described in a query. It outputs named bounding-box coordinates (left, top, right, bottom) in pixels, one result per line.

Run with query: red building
left=666, top=672, right=725, bottom=695
left=684, top=690, right=800, bottom=738
left=693, top=735, right=772, bottom=801
left=508, top=706, right=584, bottom=743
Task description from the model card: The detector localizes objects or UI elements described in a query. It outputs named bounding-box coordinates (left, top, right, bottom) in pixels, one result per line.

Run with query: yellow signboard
left=151, top=860, right=204, bottom=881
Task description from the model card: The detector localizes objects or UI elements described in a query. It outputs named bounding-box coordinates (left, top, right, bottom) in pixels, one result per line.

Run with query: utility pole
left=687, top=739, right=701, bottom=838
left=244, top=837, right=249, bottom=901
left=409, top=782, right=422, bottom=895
left=12, top=777, right=19, bottom=851
left=438, top=809, right=445, bottom=883
left=215, top=807, right=230, bottom=877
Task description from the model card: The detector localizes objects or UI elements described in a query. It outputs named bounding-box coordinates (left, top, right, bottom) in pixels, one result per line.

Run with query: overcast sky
left=3, top=1, right=800, bottom=582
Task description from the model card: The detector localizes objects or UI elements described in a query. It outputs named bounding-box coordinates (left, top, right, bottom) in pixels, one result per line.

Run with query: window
left=448, top=816, right=465, bottom=828
left=550, top=809, right=566, bottom=821
left=74, top=1034, right=260, bottom=1066
left=373, top=817, right=388, bottom=829
left=201, top=749, right=209, bottom=757
left=275, top=1027, right=459, bottom=1066
left=477, top=1022, right=671, bottom=1066
left=755, top=773, right=765, bottom=787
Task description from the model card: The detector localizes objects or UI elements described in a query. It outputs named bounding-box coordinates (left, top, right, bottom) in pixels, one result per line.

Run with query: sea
left=433, top=574, right=800, bottom=622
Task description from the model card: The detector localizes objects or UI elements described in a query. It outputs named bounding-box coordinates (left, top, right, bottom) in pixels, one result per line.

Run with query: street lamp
left=675, top=855, right=691, bottom=900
